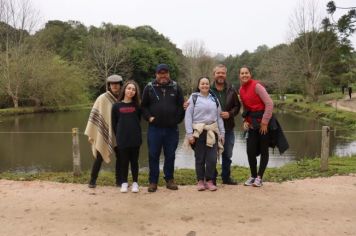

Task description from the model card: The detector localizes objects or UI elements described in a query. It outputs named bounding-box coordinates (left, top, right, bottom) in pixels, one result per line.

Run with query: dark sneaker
left=88, top=179, right=96, bottom=188
left=166, top=179, right=178, bottom=190
left=252, top=177, right=263, bottom=187
left=244, top=177, right=255, bottom=186
left=222, top=178, right=238, bottom=185
left=148, top=183, right=157, bottom=192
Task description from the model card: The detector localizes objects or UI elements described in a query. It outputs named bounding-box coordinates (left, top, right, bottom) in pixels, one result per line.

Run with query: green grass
left=274, top=94, right=356, bottom=129
left=317, top=92, right=345, bottom=102
left=0, top=103, right=92, bottom=117
left=1, top=156, right=355, bottom=186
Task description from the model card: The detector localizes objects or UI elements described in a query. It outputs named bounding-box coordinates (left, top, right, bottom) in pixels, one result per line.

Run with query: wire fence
left=0, top=131, right=75, bottom=134
left=0, top=128, right=351, bottom=134
left=0, top=126, right=352, bottom=173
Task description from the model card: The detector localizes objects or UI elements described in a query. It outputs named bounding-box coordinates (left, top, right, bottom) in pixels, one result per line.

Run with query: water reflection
left=0, top=110, right=355, bottom=173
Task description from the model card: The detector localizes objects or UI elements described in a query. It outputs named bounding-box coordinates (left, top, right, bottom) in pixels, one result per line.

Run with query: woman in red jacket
left=239, top=66, right=273, bottom=187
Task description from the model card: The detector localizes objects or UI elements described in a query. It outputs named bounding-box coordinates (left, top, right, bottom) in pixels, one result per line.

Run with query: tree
left=25, top=51, right=90, bottom=106
left=86, top=27, right=132, bottom=92
left=182, top=40, right=215, bottom=93
left=35, top=20, right=89, bottom=61
left=0, top=0, right=39, bottom=108
left=323, top=1, right=356, bottom=89
left=288, top=0, right=339, bottom=100
left=323, top=1, right=355, bottom=48
left=257, top=44, right=296, bottom=97
left=223, top=55, right=240, bottom=84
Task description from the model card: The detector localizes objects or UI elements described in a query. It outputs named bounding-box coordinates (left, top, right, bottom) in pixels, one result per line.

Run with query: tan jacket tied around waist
left=192, top=122, right=224, bottom=155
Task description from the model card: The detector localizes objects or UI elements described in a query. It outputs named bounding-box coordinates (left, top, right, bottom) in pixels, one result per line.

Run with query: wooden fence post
left=320, top=126, right=330, bottom=171
left=72, top=128, right=81, bottom=176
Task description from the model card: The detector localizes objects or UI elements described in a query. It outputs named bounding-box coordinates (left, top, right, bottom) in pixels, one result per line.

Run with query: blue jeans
left=147, top=125, right=179, bottom=184
left=220, top=130, right=235, bottom=181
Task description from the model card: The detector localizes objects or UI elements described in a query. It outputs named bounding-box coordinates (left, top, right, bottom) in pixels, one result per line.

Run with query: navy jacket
left=141, top=80, right=185, bottom=128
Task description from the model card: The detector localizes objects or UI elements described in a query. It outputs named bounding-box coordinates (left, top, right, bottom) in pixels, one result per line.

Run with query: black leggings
left=246, top=129, right=269, bottom=178
left=118, top=147, right=140, bottom=183
left=193, top=131, right=217, bottom=181
left=90, top=149, right=121, bottom=185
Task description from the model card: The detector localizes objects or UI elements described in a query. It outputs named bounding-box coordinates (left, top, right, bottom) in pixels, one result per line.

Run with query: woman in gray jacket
left=184, top=77, right=225, bottom=191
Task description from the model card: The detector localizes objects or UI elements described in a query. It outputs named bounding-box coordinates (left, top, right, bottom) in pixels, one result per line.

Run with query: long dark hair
left=118, top=80, right=141, bottom=106
left=195, top=76, right=210, bottom=92
left=239, top=65, right=253, bottom=76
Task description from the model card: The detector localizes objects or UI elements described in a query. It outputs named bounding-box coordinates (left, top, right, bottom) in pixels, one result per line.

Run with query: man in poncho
left=85, top=75, right=123, bottom=188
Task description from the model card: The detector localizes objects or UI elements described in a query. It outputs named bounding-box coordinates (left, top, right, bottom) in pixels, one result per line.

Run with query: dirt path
left=326, top=93, right=356, bottom=112
left=0, top=175, right=355, bottom=236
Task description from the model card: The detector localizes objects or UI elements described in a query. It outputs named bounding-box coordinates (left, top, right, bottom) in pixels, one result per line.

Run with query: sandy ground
left=0, top=94, right=354, bottom=236
left=326, top=93, right=356, bottom=112
left=0, top=175, right=355, bottom=236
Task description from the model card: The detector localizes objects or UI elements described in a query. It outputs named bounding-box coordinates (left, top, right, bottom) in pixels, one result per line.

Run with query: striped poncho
left=84, top=91, right=117, bottom=163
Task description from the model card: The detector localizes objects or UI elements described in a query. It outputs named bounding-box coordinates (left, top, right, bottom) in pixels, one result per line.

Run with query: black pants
left=90, top=149, right=121, bottom=185
left=118, top=147, right=140, bottom=183
left=194, top=131, right=218, bottom=181
left=246, top=129, right=269, bottom=178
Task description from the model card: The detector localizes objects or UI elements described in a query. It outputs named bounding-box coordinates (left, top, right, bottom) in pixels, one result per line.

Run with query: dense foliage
left=0, top=0, right=355, bottom=108
left=0, top=19, right=187, bottom=107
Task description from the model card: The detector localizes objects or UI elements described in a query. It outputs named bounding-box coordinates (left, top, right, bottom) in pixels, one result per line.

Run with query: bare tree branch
left=0, top=0, right=39, bottom=107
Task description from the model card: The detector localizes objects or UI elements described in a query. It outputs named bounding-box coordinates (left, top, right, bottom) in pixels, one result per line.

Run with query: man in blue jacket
left=141, top=64, right=185, bottom=192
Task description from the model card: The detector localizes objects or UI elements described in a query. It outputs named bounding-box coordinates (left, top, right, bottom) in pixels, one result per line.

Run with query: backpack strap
left=192, top=93, right=198, bottom=106
left=147, top=80, right=178, bottom=102
left=172, top=80, right=177, bottom=93
left=209, top=90, right=219, bottom=108
left=147, top=81, right=159, bottom=101
left=192, top=92, right=219, bottom=108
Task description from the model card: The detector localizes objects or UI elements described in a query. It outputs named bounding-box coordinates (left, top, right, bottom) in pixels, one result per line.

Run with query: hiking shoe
left=148, top=183, right=157, bottom=192
left=166, top=179, right=178, bottom=190
left=131, top=182, right=139, bottom=193
left=88, top=179, right=96, bottom=188
left=206, top=180, right=217, bottom=191
left=120, top=183, right=128, bottom=193
left=197, top=180, right=205, bottom=191
left=252, top=177, right=263, bottom=187
left=244, top=177, right=255, bottom=186
left=222, top=178, right=238, bottom=185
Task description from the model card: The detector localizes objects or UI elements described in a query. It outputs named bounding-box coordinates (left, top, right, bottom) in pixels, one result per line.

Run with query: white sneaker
left=131, top=182, right=139, bottom=193
left=120, top=183, right=128, bottom=193
left=252, top=177, right=263, bottom=187
left=244, top=177, right=255, bottom=186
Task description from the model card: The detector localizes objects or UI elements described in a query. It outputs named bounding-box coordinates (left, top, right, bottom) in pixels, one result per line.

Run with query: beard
left=215, top=77, right=225, bottom=85
left=157, top=78, right=169, bottom=85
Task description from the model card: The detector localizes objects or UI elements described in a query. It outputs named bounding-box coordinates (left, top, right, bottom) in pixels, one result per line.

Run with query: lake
left=0, top=110, right=355, bottom=173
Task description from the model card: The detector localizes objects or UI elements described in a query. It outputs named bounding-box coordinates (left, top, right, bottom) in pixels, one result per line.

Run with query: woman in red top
left=239, top=66, right=273, bottom=187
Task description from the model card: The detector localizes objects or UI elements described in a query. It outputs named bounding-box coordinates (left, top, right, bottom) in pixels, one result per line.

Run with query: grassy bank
left=273, top=94, right=356, bottom=129
left=1, top=156, right=355, bottom=186
left=0, top=104, right=92, bottom=117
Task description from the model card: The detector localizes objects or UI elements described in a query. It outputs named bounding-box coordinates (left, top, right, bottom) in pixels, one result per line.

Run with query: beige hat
left=106, top=74, right=123, bottom=83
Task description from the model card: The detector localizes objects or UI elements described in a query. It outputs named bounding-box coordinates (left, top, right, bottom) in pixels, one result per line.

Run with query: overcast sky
left=32, top=0, right=356, bottom=56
